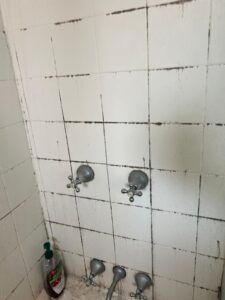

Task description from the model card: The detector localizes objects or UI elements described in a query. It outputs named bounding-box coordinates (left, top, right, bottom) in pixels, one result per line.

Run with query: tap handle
left=67, top=175, right=81, bottom=193
left=121, top=185, right=142, bottom=203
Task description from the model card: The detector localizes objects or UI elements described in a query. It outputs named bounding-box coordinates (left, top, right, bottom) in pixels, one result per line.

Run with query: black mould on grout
left=153, top=0, right=194, bottom=8
left=54, top=18, right=82, bottom=26
left=107, top=6, right=146, bottom=16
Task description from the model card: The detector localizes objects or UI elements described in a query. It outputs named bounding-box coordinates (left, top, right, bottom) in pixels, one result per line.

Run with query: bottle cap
left=43, top=241, right=53, bottom=259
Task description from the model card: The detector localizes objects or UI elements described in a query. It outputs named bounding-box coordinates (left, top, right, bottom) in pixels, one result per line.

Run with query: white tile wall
left=115, top=236, right=152, bottom=273
left=148, top=0, right=210, bottom=68
left=195, top=255, right=224, bottom=291
left=112, top=203, right=151, bottom=242
left=153, top=210, right=197, bottom=252
left=203, top=126, right=225, bottom=175
left=149, top=67, right=206, bottom=123
left=206, top=66, right=225, bottom=123
left=197, top=218, right=225, bottom=259
left=52, top=19, right=98, bottom=75
left=77, top=197, right=112, bottom=233
left=151, top=124, right=203, bottom=172
left=152, top=170, right=199, bottom=215
left=0, top=9, right=46, bottom=299
left=45, top=193, right=79, bottom=226
left=67, top=123, right=106, bottom=163
left=154, top=276, right=193, bottom=300
left=105, top=124, right=149, bottom=167
left=23, top=78, right=63, bottom=121
left=1, top=0, right=225, bottom=299
left=95, top=10, right=147, bottom=72
left=200, top=175, right=225, bottom=220
left=59, top=75, right=102, bottom=122
left=209, top=0, right=225, bottom=64
left=101, top=71, right=148, bottom=122
left=154, top=244, right=195, bottom=284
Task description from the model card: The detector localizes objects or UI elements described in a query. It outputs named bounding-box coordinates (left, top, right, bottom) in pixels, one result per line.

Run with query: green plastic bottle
left=43, top=242, right=66, bottom=298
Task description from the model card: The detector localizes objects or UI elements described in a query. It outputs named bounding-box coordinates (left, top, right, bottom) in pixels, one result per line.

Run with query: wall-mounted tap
left=121, top=170, right=148, bottom=203
left=83, top=258, right=105, bottom=286
left=67, top=165, right=94, bottom=193
left=130, top=273, right=152, bottom=299
left=106, top=266, right=126, bottom=300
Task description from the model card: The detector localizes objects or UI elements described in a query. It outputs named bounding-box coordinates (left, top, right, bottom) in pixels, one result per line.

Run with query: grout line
left=100, top=95, right=117, bottom=263
left=18, top=62, right=225, bottom=81
left=25, top=119, right=225, bottom=127
left=50, top=36, right=87, bottom=275
left=192, top=2, right=213, bottom=298
left=145, top=3, right=154, bottom=299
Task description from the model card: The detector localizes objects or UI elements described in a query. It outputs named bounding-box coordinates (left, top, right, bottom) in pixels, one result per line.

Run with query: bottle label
left=47, top=262, right=65, bottom=295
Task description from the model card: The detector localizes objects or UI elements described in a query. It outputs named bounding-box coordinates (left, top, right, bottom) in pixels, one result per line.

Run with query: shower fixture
left=83, top=258, right=105, bottom=286
left=106, top=266, right=126, bottom=300
left=121, top=170, right=148, bottom=202
left=67, top=164, right=94, bottom=192
left=130, top=273, right=152, bottom=299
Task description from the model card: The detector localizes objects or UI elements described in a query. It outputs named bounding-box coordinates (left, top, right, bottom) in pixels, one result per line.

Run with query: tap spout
left=106, top=266, right=126, bottom=300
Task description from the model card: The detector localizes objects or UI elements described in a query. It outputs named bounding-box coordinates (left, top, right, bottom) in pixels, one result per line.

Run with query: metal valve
left=121, top=185, right=143, bottom=202
left=121, top=170, right=148, bottom=203
left=67, top=165, right=94, bottom=193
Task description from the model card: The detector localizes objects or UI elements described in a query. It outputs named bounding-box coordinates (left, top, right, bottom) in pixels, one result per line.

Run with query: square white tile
left=3, top=159, right=36, bottom=209
left=31, top=122, right=69, bottom=160
left=7, top=278, right=34, bottom=300
left=45, top=193, right=79, bottom=226
left=59, top=75, right=102, bottom=121
left=13, top=192, right=43, bottom=242
left=15, top=26, right=55, bottom=78
left=193, top=287, right=218, bottom=300
left=0, top=247, right=26, bottom=299
left=209, top=0, right=225, bottom=64
left=52, top=19, right=98, bottom=75
left=0, top=176, right=10, bottom=219
left=151, top=124, right=203, bottom=172
left=0, top=123, right=30, bottom=172
left=0, top=32, right=14, bottom=80
left=94, top=0, right=146, bottom=15
left=21, top=223, right=47, bottom=271
left=51, top=223, right=83, bottom=255
left=206, top=66, right=225, bottom=123
left=82, top=229, right=115, bottom=263
left=154, top=244, right=195, bottom=284
left=100, top=71, right=148, bottom=122
left=0, top=80, right=22, bottom=128
left=152, top=170, right=199, bottom=215
left=28, top=258, right=44, bottom=299
left=48, top=0, right=94, bottom=24
left=72, top=162, right=109, bottom=201
left=105, top=124, right=149, bottom=167
left=62, top=251, right=85, bottom=277
left=115, top=236, right=152, bottom=273
left=154, top=276, right=193, bottom=300
left=197, top=218, right=225, bottom=259
left=95, top=10, right=147, bottom=72
left=24, top=78, right=63, bottom=121
left=0, top=214, right=18, bottom=263
left=15, top=0, right=50, bottom=28
left=149, top=67, right=206, bottom=123
left=195, top=254, right=224, bottom=291
left=77, top=198, right=113, bottom=234
left=66, top=123, right=106, bottom=163
left=153, top=210, right=197, bottom=251
left=148, top=0, right=210, bottom=68
left=200, top=175, right=225, bottom=220
left=108, top=166, right=150, bottom=207
left=203, top=126, right=225, bottom=175
left=112, top=203, right=151, bottom=242
left=38, top=159, right=72, bottom=195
